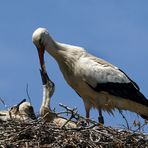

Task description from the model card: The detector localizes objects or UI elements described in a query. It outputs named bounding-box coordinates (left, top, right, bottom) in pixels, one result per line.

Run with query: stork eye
left=10, top=107, right=14, bottom=110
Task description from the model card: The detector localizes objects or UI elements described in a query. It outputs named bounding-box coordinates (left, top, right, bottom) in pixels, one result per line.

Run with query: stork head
left=32, top=27, right=53, bottom=71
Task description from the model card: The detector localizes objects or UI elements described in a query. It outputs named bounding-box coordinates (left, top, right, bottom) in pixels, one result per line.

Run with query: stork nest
left=0, top=118, right=148, bottom=148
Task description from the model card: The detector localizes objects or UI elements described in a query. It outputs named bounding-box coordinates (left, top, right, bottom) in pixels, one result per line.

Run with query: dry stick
left=59, top=103, right=98, bottom=126
left=59, top=103, right=79, bottom=120
left=118, top=110, right=129, bottom=130
left=26, top=83, right=32, bottom=104
left=61, top=115, right=74, bottom=129
left=57, top=104, right=78, bottom=128
left=0, top=97, right=7, bottom=108
left=57, top=111, right=72, bottom=115
left=134, top=121, right=148, bottom=132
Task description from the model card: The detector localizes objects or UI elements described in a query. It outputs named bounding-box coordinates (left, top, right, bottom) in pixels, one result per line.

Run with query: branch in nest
left=26, top=83, right=32, bottom=104
left=118, top=110, right=129, bottom=130
left=58, top=103, right=99, bottom=129
left=134, top=119, right=148, bottom=132
left=0, top=97, right=7, bottom=108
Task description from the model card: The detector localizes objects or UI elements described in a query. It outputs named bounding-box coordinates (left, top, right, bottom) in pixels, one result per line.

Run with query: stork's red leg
left=86, top=108, right=90, bottom=124
left=84, top=101, right=90, bottom=124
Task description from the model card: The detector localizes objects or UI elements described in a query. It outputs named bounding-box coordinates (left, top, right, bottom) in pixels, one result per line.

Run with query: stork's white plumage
left=32, top=27, right=148, bottom=122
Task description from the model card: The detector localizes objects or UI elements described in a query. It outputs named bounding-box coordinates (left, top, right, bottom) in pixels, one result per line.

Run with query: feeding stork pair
left=32, top=27, right=148, bottom=124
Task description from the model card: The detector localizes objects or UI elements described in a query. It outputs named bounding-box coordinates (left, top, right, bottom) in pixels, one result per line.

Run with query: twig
left=61, top=115, right=74, bottom=129
left=59, top=103, right=98, bottom=125
left=134, top=120, right=148, bottom=132
left=26, top=83, right=32, bottom=104
left=118, top=110, right=129, bottom=130
left=0, top=97, right=7, bottom=108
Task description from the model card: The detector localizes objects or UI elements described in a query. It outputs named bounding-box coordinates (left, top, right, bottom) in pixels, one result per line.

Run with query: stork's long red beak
left=38, top=47, right=46, bottom=71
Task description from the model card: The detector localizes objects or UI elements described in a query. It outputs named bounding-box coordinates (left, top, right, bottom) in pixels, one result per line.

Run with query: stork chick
left=32, top=28, right=148, bottom=123
left=0, top=99, right=36, bottom=121
left=39, top=69, right=76, bottom=128
left=39, top=69, right=57, bottom=121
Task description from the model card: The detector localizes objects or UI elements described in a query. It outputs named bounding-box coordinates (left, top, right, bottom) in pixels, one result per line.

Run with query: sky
left=0, top=1, right=148, bottom=132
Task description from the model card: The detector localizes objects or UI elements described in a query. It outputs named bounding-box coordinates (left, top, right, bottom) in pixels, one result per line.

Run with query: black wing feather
left=87, top=82, right=148, bottom=107
left=119, top=69, right=140, bottom=90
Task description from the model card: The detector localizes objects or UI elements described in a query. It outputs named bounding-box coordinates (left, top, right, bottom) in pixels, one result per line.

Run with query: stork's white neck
left=40, top=85, right=51, bottom=110
left=45, top=39, right=85, bottom=62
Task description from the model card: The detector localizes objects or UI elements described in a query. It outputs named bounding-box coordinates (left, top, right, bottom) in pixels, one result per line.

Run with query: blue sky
left=0, top=1, right=148, bottom=132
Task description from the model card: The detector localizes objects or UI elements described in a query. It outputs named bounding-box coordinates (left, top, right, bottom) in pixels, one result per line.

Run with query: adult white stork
left=32, top=27, right=148, bottom=123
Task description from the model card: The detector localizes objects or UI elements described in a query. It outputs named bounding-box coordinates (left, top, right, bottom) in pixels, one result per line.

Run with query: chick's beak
left=38, top=47, right=45, bottom=71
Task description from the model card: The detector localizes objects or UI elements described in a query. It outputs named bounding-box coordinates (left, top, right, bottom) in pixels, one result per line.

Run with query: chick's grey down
left=32, top=27, right=148, bottom=121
